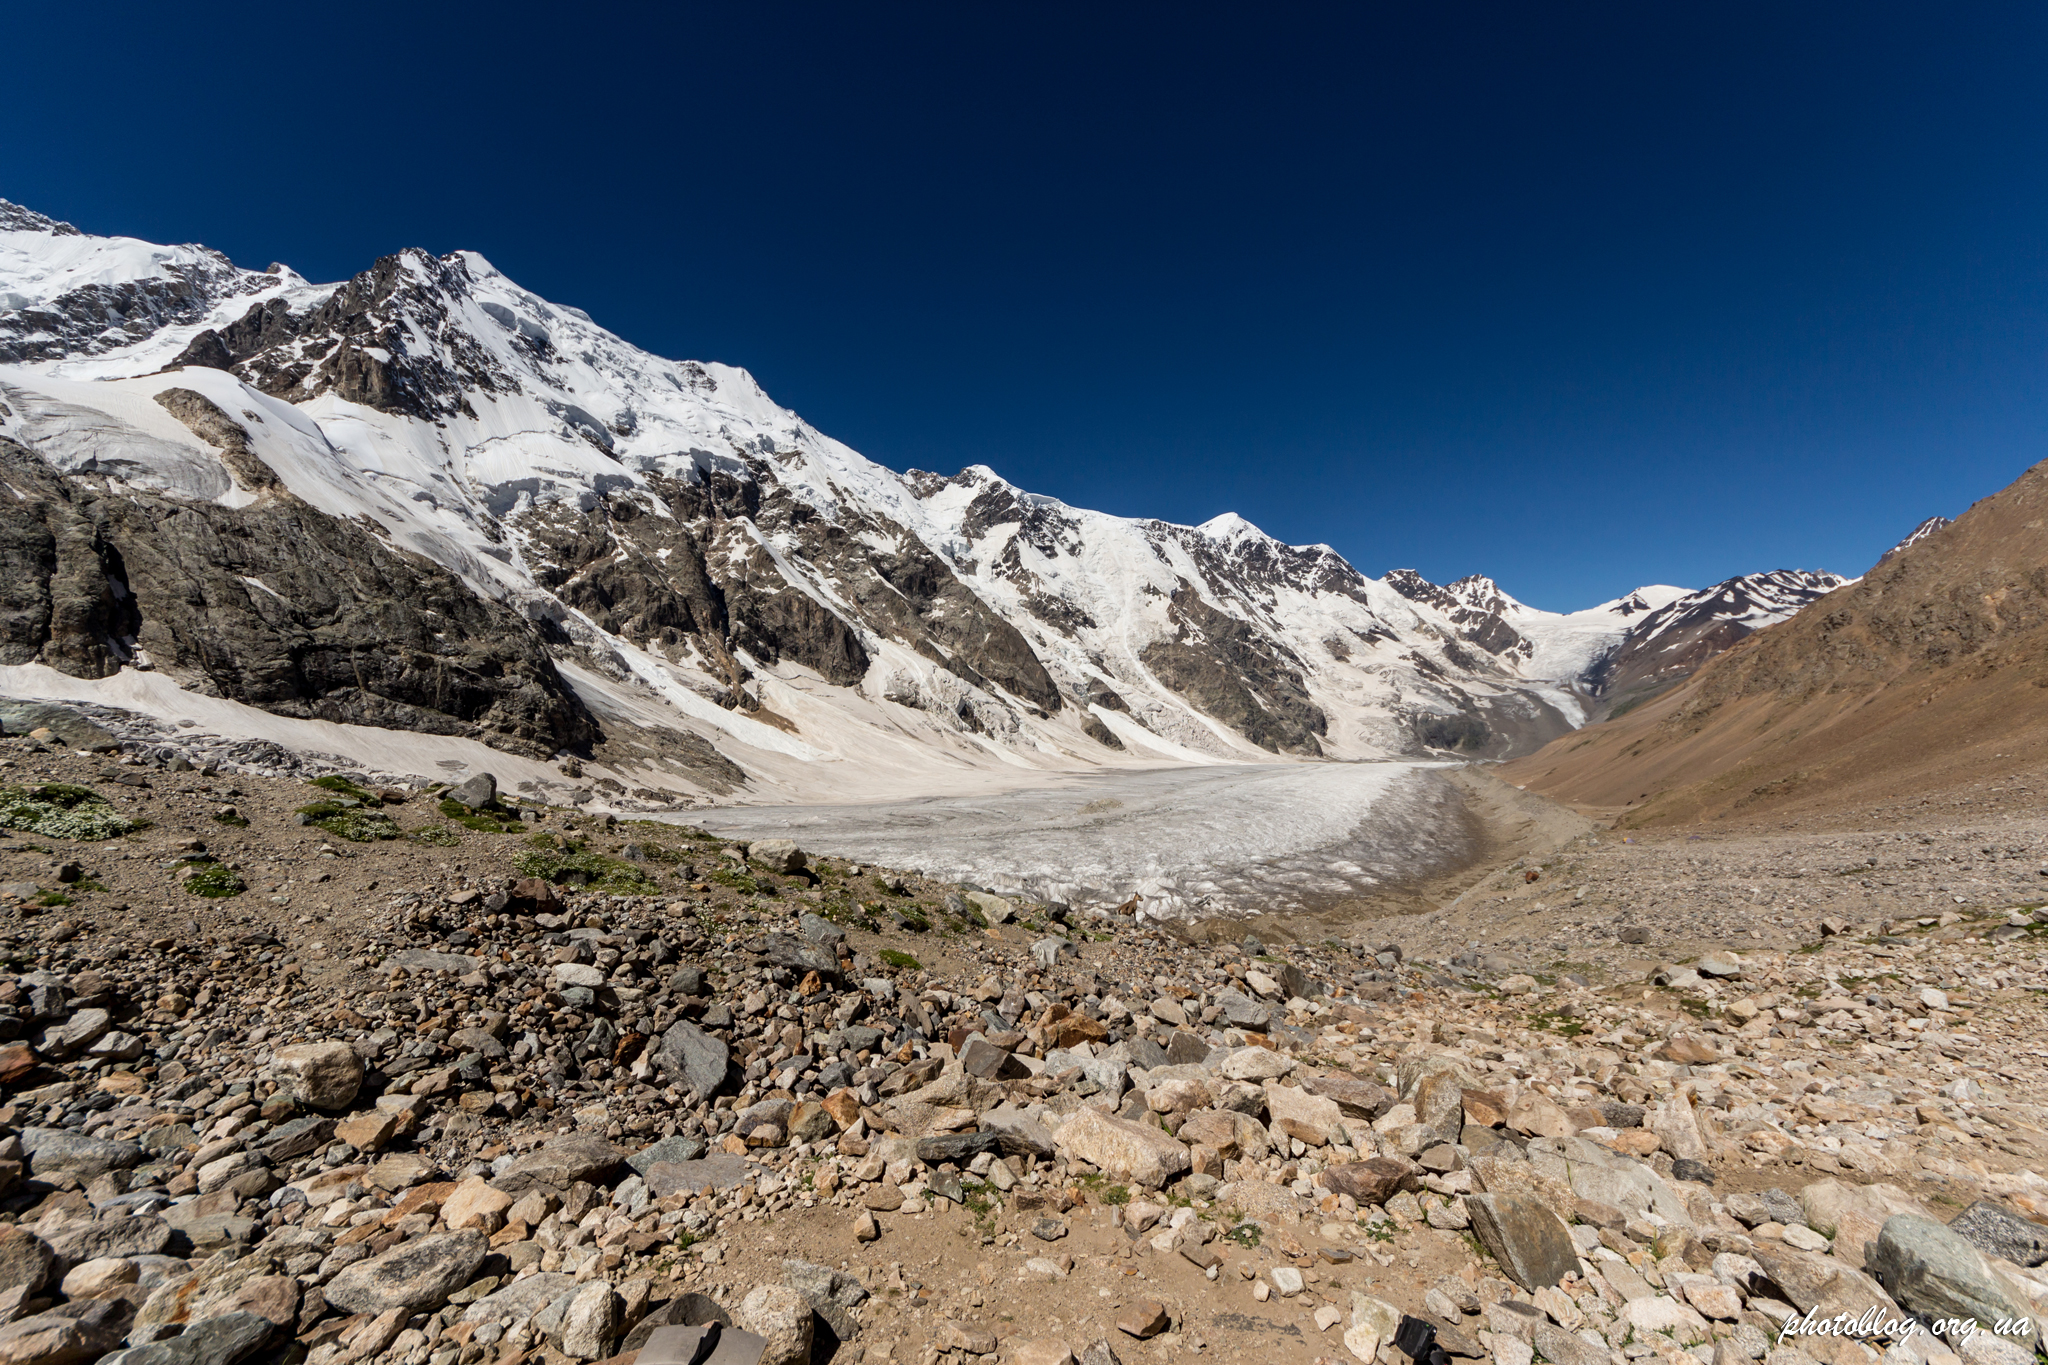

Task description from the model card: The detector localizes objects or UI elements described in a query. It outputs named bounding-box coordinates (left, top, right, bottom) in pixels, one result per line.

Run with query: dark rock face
left=1386, top=570, right=1533, bottom=663
left=1140, top=585, right=1326, bottom=755
left=171, top=250, right=520, bottom=423
left=0, top=438, right=595, bottom=758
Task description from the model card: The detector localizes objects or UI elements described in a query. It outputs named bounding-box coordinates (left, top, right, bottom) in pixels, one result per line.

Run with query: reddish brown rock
left=1321, top=1156, right=1423, bottom=1206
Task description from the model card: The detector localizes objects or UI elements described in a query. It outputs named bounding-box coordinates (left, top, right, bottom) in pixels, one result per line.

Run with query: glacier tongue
left=693, top=760, right=1469, bottom=919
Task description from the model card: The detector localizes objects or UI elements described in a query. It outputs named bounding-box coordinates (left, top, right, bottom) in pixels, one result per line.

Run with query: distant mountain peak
left=1875, top=515, right=1953, bottom=568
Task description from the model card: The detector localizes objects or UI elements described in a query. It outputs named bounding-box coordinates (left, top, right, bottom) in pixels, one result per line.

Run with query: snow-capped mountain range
left=0, top=200, right=1850, bottom=803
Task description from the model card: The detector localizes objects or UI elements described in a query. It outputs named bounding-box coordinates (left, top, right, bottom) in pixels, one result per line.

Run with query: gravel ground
left=1, top=729, right=2047, bottom=1365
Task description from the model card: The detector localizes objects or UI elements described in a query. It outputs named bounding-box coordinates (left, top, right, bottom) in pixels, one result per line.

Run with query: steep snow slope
left=0, top=200, right=1844, bottom=798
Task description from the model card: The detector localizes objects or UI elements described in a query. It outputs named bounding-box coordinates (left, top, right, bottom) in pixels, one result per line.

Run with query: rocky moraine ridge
left=0, top=734, right=2042, bottom=1365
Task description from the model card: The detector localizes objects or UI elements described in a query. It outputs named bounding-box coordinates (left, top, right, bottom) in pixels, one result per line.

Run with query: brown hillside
left=1503, top=458, right=2048, bottom=827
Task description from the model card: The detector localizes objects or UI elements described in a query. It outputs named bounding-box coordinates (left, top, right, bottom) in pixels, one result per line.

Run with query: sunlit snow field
left=687, top=761, right=1469, bottom=920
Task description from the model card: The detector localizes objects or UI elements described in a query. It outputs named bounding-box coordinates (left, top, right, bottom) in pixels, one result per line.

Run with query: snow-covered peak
left=0, top=200, right=283, bottom=364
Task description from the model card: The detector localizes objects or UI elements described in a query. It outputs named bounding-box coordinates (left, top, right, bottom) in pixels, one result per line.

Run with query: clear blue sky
left=6, top=3, right=2044, bottom=609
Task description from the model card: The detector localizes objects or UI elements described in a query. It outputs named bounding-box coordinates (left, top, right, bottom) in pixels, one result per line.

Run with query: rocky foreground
left=1, top=732, right=2047, bottom=1365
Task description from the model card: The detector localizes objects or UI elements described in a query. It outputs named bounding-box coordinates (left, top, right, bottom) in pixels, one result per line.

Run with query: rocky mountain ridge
left=0, top=200, right=1844, bottom=798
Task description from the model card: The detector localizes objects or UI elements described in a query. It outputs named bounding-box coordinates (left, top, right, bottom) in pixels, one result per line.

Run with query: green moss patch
left=181, top=862, right=245, bottom=898
left=437, top=797, right=522, bottom=833
left=513, top=845, right=659, bottom=895
left=0, top=784, right=143, bottom=841
left=297, top=801, right=400, bottom=842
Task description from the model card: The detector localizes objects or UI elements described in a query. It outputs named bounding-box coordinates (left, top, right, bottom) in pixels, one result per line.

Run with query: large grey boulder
left=743, top=934, right=842, bottom=983
left=1867, top=1215, right=2028, bottom=1333
left=43, top=1215, right=172, bottom=1268
left=444, top=772, right=497, bottom=809
left=20, top=1127, right=141, bottom=1179
left=736, top=1285, right=813, bottom=1365
left=39, top=1008, right=112, bottom=1059
left=749, top=839, right=807, bottom=874
left=554, top=1281, right=620, bottom=1360
left=322, top=1231, right=488, bottom=1314
left=627, top=1135, right=708, bottom=1175
left=492, top=1134, right=623, bottom=1194
left=461, top=1273, right=577, bottom=1325
left=269, top=1041, right=364, bottom=1111
left=97, top=1312, right=276, bottom=1365
left=652, top=1020, right=730, bottom=1099
left=797, top=912, right=845, bottom=949
left=644, top=1156, right=752, bottom=1198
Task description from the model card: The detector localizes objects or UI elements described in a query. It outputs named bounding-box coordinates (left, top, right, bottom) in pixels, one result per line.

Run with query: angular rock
left=493, top=1134, right=622, bottom=1193
left=797, top=912, right=844, bottom=949
left=556, top=1281, right=620, bottom=1360
left=628, top=1135, right=709, bottom=1174
left=736, top=1285, right=812, bottom=1365
left=652, top=1020, right=730, bottom=1099
left=1414, top=1070, right=1467, bottom=1144
left=961, top=1036, right=1027, bottom=1081
left=1116, top=1300, right=1168, bottom=1338
left=1750, top=1243, right=1897, bottom=1321
left=43, top=1215, right=172, bottom=1267
left=384, top=949, right=483, bottom=975
left=444, top=772, right=496, bottom=809
left=20, top=1129, right=140, bottom=1179
left=1948, top=1201, right=2048, bottom=1270
left=1866, top=1215, right=2025, bottom=1333
left=1051, top=1108, right=1190, bottom=1188
left=1264, top=1082, right=1345, bottom=1146
left=1321, top=1157, right=1423, bottom=1206
left=321, top=1230, right=488, bottom=1314
left=269, top=1042, right=363, bottom=1110
left=441, top=1177, right=514, bottom=1233
left=39, top=1009, right=110, bottom=1060
left=0, top=1302, right=129, bottom=1365
left=96, top=1312, right=275, bottom=1365
left=0, top=1229, right=53, bottom=1294
left=1466, top=1193, right=1580, bottom=1291
left=1299, top=1072, right=1394, bottom=1120
left=1796, top=1180, right=1937, bottom=1272
left=643, top=1156, right=752, bottom=1198
left=749, top=839, right=807, bottom=874
left=1217, top=1048, right=1294, bottom=1082
left=460, top=1273, right=577, bottom=1325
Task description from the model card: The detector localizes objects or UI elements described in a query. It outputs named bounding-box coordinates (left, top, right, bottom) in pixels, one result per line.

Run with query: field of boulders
left=2, top=725, right=2048, bottom=1365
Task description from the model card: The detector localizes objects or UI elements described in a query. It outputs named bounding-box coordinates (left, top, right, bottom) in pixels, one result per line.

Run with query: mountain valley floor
left=2, top=731, right=2048, bottom=1365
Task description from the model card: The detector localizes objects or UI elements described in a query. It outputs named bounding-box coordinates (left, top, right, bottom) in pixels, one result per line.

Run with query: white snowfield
left=0, top=202, right=1840, bottom=825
